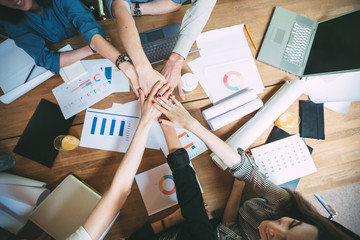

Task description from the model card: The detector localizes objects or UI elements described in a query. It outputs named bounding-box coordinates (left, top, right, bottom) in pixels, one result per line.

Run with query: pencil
left=24, top=64, right=36, bottom=83
left=244, top=24, right=258, bottom=51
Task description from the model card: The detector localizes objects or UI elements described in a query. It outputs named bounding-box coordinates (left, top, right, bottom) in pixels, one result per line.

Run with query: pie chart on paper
left=223, top=71, right=244, bottom=91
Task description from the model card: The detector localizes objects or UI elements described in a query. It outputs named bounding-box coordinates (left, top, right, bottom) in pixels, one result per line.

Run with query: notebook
left=257, top=7, right=360, bottom=76
left=13, top=99, right=75, bottom=168
left=139, top=23, right=180, bottom=64
left=29, top=174, right=102, bottom=240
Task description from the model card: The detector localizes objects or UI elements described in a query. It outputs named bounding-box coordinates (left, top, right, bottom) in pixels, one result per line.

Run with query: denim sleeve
left=4, top=23, right=60, bottom=72
left=61, top=0, right=106, bottom=50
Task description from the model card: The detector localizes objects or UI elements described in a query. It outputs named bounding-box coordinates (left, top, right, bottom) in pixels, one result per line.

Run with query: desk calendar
left=251, top=134, right=317, bottom=185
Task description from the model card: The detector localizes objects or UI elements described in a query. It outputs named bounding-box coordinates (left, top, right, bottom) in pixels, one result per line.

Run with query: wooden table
left=1, top=0, right=359, bottom=238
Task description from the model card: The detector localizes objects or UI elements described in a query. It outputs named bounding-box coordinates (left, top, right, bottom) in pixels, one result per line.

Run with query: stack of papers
left=0, top=172, right=50, bottom=234
left=189, top=24, right=264, bottom=104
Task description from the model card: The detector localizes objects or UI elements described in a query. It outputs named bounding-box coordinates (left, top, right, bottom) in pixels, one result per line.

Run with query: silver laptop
left=257, top=7, right=360, bottom=76
left=139, top=23, right=180, bottom=64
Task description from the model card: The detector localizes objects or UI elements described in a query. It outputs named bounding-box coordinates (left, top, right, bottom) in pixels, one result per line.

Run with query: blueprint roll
left=202, top=88, right=257, bottom=120
left=211, top=79, right=307, bottom=170
left=208, top=98, right=263, bottom=131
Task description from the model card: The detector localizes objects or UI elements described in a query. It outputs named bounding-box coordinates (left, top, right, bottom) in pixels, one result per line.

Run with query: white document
left=80, top=108, right=140, bottom=153
left=324, top=101, right=351, bottom=114
left=59, top=61, right=87, bottom=84
left=82, top=59, right=130, bottom=93
left=52, top=72, right=112, bottom=119
left=109, top=101, right=161, bottom=150
left=304, top=71, right=360, bottom=103
left=251, top=135, right=317, bottom=185
left=192, top=24, right=264, bottom=104
left=135, top=162, right=203, bottom=215
left=0, top=39, right=54, bottom=104
left=157, top=128, right=208, bottom=160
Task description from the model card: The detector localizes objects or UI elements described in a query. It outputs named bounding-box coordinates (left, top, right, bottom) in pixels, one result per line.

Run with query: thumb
left=178, top=86, right=185, bottom=101
left=158, top=119, right=174, bottom=127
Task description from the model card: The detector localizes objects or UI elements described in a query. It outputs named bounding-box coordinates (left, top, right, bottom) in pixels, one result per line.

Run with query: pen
left=244, top=24, right=258, bottom=50
left=188, top=49, right=201, bottom=54
left=24, top=64, right=36, bottom=83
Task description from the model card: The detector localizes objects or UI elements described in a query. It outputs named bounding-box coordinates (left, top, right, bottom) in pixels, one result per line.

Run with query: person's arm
left=110, top=0, right=165, bottom=97
left=81, top=81, right=167, bottom=240
left=162, top=0, right=217, bottom=100
left=222, top=179, right=245, bottom=224
left=132, top=0, right=182, bottom=16
left=153, top=95, right=241, bottom=168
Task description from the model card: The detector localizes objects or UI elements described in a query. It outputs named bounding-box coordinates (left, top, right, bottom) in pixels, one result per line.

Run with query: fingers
left=139, top=88, right=146, bottom=106
left=148, top=80, right=164, bottom=98
left=177, top=82, right=185, bottom=101
left=158, top=119, right=174, bottom=127
left=156, top=97, right=173, bottom=111
left=156, top=83, right=172, bottom=98
left=152, top=101, right=169, bottom=115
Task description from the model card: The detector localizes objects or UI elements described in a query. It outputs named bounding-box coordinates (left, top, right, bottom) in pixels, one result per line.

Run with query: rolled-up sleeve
left=6, top=25, right=60, bottom=72
left=172, top=0, right=216, bottom=58
left=228, top=148, right=290, bottom=206
left=61, top=0, right=106, bottom=49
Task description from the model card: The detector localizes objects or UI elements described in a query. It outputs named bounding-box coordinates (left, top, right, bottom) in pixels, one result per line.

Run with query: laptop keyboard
left=142, top=35, right=178, bottom=64
left=283, top=23, right=313, bottom=65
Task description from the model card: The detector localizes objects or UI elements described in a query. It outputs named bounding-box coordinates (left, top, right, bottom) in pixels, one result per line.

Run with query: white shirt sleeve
left=66, top=226, right=93, bottom=240
left=172, top=0, right=217, bottom=58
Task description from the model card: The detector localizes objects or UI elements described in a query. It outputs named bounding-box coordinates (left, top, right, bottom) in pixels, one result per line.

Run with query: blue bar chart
left=80, top=108, right=140, bottom=153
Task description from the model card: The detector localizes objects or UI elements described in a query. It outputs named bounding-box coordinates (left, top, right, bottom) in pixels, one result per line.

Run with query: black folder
left=299, top=100, right=325, bottom=140
left=13, top=99, right=75, bottom=168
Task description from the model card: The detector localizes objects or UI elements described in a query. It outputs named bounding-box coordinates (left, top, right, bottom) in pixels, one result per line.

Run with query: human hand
left=137, top=67, right=166, bottom=97
left=161, top=53, right=185, bottom=100
left=139, top=81, right=172, bottom=124
left=153, top=94, right=197, bottom=129
left=118, top=62, right=140, bottom=98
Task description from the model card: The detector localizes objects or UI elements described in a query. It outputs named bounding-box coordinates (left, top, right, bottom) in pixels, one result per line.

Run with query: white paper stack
left=189, top=24, right=264, bottom=104
left=59, top=61, right=88, bottom=84
left=0, top=172, right=50, bottom=234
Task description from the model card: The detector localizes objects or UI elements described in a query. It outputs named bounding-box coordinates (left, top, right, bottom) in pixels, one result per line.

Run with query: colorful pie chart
left=158, top=175, right=176, bottom=195
left=223, top=71, right=243, bottom=91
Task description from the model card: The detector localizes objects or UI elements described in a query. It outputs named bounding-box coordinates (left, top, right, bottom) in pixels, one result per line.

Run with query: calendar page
left=251, top=135, right=317, bottom=185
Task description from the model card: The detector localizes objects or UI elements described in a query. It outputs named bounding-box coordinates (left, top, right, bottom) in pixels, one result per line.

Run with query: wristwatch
left=115, top=54, right=132, bottom=70
left=133, top=2, right=142, bottom=17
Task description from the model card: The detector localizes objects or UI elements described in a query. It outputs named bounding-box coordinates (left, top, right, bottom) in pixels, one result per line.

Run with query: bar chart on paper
left=80, top=108, right=140, bottom=153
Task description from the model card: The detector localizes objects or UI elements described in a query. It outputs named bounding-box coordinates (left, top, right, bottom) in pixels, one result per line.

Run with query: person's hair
left=282, top=189, right=353, bottom=240
left=0, top=0, right=52, bottom=23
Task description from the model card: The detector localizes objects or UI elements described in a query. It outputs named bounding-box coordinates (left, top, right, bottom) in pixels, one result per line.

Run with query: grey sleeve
left=172, top=0, right=217, bottom=58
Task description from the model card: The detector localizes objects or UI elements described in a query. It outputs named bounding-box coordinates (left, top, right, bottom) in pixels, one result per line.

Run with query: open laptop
left=139, top=23, right=180, bottom=64
left=257, top=7, right=360, bottom=76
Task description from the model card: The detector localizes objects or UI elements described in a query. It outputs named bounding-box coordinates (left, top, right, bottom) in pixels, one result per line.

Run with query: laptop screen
left=304, top=10, right=360, bottom=75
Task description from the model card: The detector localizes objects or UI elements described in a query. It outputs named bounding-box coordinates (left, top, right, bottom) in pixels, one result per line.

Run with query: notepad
left=29, top=174, right=101, bottom=240
left=13, top=99, right=75, bottom=168
left=59, top=60, right=88, bottom=84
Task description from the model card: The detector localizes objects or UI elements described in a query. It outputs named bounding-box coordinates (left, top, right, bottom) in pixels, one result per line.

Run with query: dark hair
left=283, top=189, right=353, bottom=240
left=0, top=0, right=52, bottom=23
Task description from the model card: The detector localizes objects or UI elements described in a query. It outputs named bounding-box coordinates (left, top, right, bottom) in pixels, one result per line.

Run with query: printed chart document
left=52, top=73, right=112, bottom=120
left=251, top=135, right=317, bottom=185
left=158, top=128, right=208, bottom=160
left=0, top=39, right=54, bottom=104
left=190, top=24, right=264, bottom=104
left=82, top=59, right=130, bottom=93
left=80, top=108, right=140, bottom=153
left=135, top=162, right=202, bottom=215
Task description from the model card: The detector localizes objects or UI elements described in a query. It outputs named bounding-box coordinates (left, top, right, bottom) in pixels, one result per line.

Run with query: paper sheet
left=82, top=59, right=130, bottom=93
left=304, top=71, right=360, bottom=103
left=52, top=73, right=112, bottom=119
left=251, top=135, right=317, bottom=185
left=80, top=108, right=140, bottom=153
left=191, top=24, right=264, bottom=104
left=211, top=79, right=307, bottom=170
left=208, top=98, right=263, bottom=131
left=135, top=162, right=203, bottom=215
left=158, top=128, right=208, bottom=160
